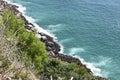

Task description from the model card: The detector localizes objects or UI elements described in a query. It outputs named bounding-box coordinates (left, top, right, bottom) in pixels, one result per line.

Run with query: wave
left=69, top=47, right=85, bottom=55
left=73, top=54, right=110, bottom=77
left=60, top=38, right=73, bottom=44
left=47, top=24, right=65, bottom=28
left=68, top=47, right=101, bottom=76
left=73, top=55, right=102, bottom=76
left=47, top=24, right=65, bottom=33
left=92, top=56, right=111, bottom=77
left=92, top=56, right=111, bottom=67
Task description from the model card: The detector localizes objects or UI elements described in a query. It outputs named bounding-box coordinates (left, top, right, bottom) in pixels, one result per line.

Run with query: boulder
left=36, top=33, right=42, bottom=39
left=49, top=51, right=55, bottom=56
left=41, top=36, right=47, bottom=41
left=31, top=27, right=37, bottom=32
left=47, top=42, right=54, bottom=47
left=46, top=46, right=52, bottom=51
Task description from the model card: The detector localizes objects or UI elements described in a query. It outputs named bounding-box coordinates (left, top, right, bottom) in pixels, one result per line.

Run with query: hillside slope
left=0, top=0, right=108, bottom=80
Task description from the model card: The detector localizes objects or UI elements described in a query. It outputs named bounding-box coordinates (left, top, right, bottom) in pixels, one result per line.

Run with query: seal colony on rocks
left=0, top=0, right=107, bottom=79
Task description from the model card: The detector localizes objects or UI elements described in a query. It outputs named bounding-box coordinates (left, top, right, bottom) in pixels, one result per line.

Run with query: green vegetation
left=41, top=58, right=105, bottom=80
left=0, top=9, right=107, bottom=80
left=2, top=10, right=48, bottom=73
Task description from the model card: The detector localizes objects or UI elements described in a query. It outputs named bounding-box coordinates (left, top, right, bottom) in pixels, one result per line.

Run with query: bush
left=1, top=9, right=48, bottom=74
left=2, top=10, right=25, bottom=36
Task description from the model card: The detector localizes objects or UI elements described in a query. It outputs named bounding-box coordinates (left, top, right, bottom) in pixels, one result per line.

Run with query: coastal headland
left=0, top=0, right=107, bottom=80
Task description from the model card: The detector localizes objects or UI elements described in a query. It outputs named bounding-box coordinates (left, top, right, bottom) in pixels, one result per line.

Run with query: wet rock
left=36, top=33, right=42, bottom=39
left=53, top=54, right=82, bottom=65
left=41, top=36, right=47, bottom=42
left=46, top=46, right=52, bottom=51
left=25, top=25, right=32, bottom=30
left=31, top=27, right=37, bottom=32
left=16, top=12, right=22, bottom=18
left=49, top=51, right=55, bottom=56
left=47, top=42, right=54, bottom=47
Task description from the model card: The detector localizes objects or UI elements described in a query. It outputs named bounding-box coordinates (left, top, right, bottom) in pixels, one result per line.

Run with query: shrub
left=1, top=9, right=48, bottom=74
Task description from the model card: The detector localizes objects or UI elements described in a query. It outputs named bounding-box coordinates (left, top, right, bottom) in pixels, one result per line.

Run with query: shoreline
left=0, top=0, right=106, bottom=79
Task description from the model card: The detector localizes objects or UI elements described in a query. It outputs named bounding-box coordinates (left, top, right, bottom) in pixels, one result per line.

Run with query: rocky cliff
left=0, top=0, right=107, bottom=80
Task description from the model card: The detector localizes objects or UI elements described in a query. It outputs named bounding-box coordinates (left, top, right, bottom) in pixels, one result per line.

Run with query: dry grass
left=0, top=26, right=39, bottom=80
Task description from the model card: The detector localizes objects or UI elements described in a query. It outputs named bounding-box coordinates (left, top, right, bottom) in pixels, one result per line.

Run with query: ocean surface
left=6, top=0, right=120, bottom=80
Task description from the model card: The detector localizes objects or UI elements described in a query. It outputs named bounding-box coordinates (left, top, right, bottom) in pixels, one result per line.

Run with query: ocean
left=5, top=0, right=120, bottom=80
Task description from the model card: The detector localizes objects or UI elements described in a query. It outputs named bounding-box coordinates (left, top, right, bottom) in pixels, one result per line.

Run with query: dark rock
left=25, top=25, right=32, bottom=30
left=46, top=42, right=54, bottom=47
left=46, top=46, right=52, bottom=51
left=41, top=36, right=47, bottom=42
left=49, top=51, right=55, bottom=56
left=31, top=27, right=37, bottom=32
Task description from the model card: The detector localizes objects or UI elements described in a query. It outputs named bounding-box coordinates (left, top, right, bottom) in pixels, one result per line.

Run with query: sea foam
left=59, top=38, right=73, bottom=44
left=68, top=47, right=101, bottom=76
left=47, top=24, right=65, bottom=33
left=74, top=55, right=102, bottom=76
left=69, top=47, right=85, bottom=55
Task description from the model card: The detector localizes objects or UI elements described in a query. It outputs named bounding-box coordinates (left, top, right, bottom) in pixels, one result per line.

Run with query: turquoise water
left=7, top=0, right=120, bottom=80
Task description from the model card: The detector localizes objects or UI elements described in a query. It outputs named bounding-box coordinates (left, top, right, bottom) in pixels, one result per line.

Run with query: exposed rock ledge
left=0, top=0, right=106, bottom=80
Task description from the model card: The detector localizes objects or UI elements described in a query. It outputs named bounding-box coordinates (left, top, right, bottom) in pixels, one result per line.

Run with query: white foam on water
left=47, top=24, right=65, bottom=33
left=47, top=24, right=64, bottom=28
left=69, top=47, right=85, bottom=55
left=59, top=43, right=64, bottom=53
left=4, top=0, right=11, bottom=3
left=73, top=55, right=102, bottom=76
left=68, top=47, right=102, bottom=76
left=59, top=38, right=73, bottom=44
left=67, top=47, right=102, bottom=76
left=92, top=56, right=111, bottom=77
left=73, top=54, right=111, bottom=77
left=92, top=56, right=111, bottom=67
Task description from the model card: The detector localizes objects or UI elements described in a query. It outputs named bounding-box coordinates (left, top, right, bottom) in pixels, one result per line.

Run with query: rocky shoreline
left=0, top=0, right=106, bottom=79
